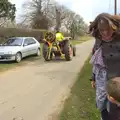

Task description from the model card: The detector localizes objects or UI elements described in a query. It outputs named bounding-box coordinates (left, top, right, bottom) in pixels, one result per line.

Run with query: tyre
left=50, top=52, right=53, bottom=60
left=36, top=48, right=40, bottom=56
left=73, top=46, right=76, bottom=56
left=64, top=41, right=73, bottom=61
left=42, top=43, right=51, bottom=61
left=15, top=52, right=22, bottom=63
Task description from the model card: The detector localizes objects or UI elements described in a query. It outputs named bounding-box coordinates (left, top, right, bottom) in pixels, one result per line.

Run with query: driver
left=55, top=30, right=64, bottom=42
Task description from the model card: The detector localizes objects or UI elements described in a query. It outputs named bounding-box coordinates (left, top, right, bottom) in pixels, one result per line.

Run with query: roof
left=9, top=37, right=35, bottom=39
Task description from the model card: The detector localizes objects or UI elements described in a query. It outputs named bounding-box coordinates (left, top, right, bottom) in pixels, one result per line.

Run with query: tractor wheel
left=73, top=46, right=76, bottom=56
left=64, top=41, right=73, bottom=61
left=42, top=44, right=51, bottom=61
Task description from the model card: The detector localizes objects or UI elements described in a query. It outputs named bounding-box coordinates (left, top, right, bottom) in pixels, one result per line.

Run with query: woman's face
left=98, top=19, right=114, bottom=40
left=99, top=28, right=109, bottom=37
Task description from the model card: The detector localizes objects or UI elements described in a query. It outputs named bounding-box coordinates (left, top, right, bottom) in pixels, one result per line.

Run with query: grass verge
left=59, top=57, right=100, bottom=120
left=71, top=36, right=92, bottom=45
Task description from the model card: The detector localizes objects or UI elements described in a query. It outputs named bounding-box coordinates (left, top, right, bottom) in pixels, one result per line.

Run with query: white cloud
left=56, top=0, right=94, bottom=23
left=56, top=0, right=116, bottom=24
left=70, top=0, right=94, bottom=23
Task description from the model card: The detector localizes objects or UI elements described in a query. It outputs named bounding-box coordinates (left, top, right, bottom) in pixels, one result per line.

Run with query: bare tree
left=20, top=0, right=88, bottom=36
left=19, top=0, right=51, bottom=29
left=54, top=5, right=70, bottom=31
left=63, top=11, right=88, bottom=39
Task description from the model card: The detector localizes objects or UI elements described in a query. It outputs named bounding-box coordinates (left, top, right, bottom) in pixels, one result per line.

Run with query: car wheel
left=15, top=52, right=22, bottom=63
left=36, top=48, right=40, bottom=56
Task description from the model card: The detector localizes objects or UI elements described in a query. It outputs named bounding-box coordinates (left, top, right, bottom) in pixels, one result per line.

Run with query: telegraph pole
left=114, top=0, right=117, bottom=15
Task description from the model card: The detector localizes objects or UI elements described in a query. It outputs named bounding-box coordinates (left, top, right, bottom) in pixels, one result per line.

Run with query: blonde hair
left=107, top=77, right=120, bottom=101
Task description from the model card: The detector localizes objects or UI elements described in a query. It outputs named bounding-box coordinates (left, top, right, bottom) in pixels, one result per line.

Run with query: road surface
left=0, top=40, right=94, bottom=120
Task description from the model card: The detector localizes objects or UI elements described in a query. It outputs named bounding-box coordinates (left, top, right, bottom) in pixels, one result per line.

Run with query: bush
left=0, top=27, right=47, bottom=43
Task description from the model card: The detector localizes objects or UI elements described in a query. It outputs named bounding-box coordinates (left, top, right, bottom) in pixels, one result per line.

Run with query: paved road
left=0, top=40, right=94, bottom=120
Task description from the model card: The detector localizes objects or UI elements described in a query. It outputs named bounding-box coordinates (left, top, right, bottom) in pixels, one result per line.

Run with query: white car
left=0, top=37, right=41, bottom=62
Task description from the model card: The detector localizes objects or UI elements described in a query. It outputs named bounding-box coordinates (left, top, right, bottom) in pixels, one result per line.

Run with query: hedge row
left=0, top=27, right=48, bottom=43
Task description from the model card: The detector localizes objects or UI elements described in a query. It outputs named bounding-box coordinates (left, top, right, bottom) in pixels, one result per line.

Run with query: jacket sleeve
left=92, top=73, right=95, bottom=81
left=61, top=33, right=64, bottom=40
left=93, top=38, right=102, bottom=52
left=90, top=73, right=95, bottom=81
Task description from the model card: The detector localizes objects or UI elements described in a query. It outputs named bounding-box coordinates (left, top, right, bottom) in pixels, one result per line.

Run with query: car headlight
left=8, top=51, right=12, bottom=54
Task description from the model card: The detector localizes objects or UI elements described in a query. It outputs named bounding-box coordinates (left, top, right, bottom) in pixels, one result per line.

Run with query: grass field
left=59, top=58, right=100, bottom=120
left=71, top=36, right=92, bottom=45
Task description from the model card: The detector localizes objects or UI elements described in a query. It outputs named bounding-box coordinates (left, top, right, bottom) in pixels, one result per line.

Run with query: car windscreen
left=3, top=38, right=23, bottom=46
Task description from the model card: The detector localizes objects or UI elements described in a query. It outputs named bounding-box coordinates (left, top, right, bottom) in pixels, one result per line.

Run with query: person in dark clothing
left=89, top=13, right=120, bottom=120
left=107, top=77, right=120, bottom=120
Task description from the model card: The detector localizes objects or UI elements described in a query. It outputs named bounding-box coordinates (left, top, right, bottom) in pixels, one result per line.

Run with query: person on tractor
left=55, top=30, right=64, bottom=42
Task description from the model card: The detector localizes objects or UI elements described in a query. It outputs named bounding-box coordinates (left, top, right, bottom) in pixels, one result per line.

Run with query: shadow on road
left=41, top=57, right=69, bottom=64
left=0, top=55, right=41, bottom=65
left=0, top=55, right=68, bottom=70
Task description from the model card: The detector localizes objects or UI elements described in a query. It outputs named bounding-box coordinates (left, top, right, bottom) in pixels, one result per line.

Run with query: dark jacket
left=108, top=103, right=120, bottom=120
left=94, top=35, right=120, bottom=79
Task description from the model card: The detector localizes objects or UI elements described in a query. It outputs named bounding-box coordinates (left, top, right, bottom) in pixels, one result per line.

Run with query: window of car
left=24, top=38, right=36, bottom=46
left=3, top=37, right=23, bottom=46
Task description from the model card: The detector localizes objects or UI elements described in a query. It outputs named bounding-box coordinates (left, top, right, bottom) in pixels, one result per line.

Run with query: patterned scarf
left=90, top=47, right=105, bottom=67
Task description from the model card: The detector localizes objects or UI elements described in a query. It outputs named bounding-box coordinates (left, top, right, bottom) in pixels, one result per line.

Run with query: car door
left=22, top=38, right=31, bottom=57
left=27, top=38, right=37, bottom=54
left=22, top=38, right=37, bottom=57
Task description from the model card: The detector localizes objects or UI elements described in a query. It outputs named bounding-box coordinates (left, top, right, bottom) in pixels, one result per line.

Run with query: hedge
left=0, top=27, right=47, bottom=43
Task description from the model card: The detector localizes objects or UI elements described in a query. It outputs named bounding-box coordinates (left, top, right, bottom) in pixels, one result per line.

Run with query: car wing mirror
left=23, top=43, right=28, bottom=46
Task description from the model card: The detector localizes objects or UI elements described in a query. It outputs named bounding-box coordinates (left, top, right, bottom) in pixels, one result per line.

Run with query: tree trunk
left=55, top=8, right=61, bottom=31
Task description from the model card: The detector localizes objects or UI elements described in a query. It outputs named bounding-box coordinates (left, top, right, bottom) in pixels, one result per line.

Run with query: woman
left=89, top=13, right=120, bottom=120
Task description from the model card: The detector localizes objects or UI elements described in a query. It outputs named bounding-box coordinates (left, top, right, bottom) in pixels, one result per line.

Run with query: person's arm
left=60, top=33, right=64, bottom=40
left=91, top=73, right=96, bottom=88
left=92, top=73, right=95, bottom=81
left=90, top=73, right=95, bottom=81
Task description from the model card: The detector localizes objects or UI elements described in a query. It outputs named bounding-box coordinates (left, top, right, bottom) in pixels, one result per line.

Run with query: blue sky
left=10, top=0, right=120, bottom=24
